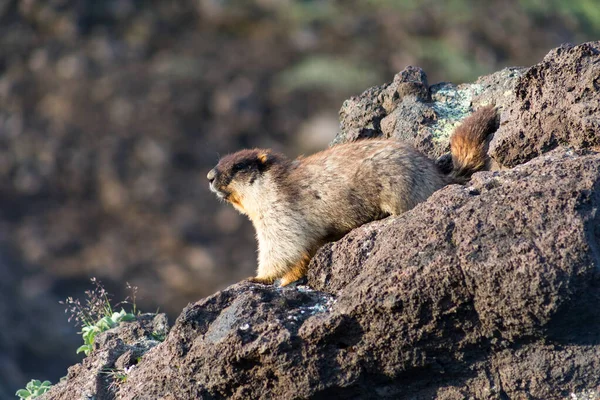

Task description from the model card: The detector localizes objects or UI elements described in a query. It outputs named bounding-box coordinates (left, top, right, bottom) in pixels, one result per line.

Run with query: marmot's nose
left=207, top=169, right=216, bottom=182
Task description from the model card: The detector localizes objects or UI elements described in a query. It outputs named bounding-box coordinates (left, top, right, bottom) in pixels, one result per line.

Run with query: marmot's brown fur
left=208, top=106, right=498, bottom=286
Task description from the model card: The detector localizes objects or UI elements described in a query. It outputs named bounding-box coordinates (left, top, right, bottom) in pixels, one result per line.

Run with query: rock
left=336, top=65, right=525, bottom=159
left=489, top=42, right=600, bottom=167
left=5, top=1, right=600, bottom=393
left=336, top=42, right=600, bottom=167
left=41, top=313, right=169, bottom=400
left=307, top=148, right=600, bottom=398
left=336, top=83, right=389, bottom=143
left=114, top=148, right=597, bottom=399
left=41, top=148, right=600, bottom=399
left=40, top=42, right=600, bottom=399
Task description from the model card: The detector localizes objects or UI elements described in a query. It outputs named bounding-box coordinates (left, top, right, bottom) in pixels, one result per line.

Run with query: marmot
left=208, top=106, right=498, bottom=286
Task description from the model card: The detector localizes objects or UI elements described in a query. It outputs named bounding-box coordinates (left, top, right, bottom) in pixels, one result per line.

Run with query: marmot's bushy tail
left=449, top=105, right=498, bottom=182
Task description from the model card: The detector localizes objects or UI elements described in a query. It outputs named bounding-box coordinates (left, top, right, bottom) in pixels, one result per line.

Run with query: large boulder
left=42, top=42, right=600, bottom=399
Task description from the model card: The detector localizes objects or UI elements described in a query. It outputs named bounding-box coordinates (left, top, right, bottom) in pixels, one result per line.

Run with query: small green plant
left=150, top=330, right=166, bottom=342
left=77, top=309, right=136, bottom=355
left=101, top=368, right=130, bottom=392
left=61, top=278, right=138, bottom=356
left=15, top=380, right=52, bottom=399
left=102, top=367, right=129, bottom=383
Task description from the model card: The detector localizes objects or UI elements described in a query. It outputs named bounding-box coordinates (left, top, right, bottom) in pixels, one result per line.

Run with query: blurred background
left=1, top=0, right=599, bottom=396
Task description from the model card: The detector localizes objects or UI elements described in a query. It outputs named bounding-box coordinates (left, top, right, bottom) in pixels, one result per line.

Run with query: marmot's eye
left=232, top=162, right=249, bottom=172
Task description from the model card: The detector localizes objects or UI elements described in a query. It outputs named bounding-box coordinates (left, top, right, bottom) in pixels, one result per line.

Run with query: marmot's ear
left=258, top=152, right=270, bottom=164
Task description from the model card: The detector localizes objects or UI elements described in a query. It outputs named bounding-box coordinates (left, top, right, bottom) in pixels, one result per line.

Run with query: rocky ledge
left=43, top=42, right=600, bottom=399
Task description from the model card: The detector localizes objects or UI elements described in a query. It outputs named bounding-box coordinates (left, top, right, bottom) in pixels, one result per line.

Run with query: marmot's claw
left=246, top=276, right=275, bottom=285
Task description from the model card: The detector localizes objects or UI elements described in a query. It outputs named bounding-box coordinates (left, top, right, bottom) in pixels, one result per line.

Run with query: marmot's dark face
left=207, top=149, right=272, bottom=203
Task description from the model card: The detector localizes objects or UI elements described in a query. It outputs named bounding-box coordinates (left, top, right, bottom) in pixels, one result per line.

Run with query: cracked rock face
left=43, top=42, right=600, bottom=400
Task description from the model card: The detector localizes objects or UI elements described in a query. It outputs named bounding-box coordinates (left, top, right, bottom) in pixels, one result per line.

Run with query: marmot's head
left=207, top=149, right=283, bottom=214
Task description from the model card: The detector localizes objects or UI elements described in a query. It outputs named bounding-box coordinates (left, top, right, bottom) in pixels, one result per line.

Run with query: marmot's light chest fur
left=208, top=106, right=497, bottom=286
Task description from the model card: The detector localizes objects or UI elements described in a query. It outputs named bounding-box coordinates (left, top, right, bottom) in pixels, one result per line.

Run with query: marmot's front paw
left=246, top=276, right=275, bottom=285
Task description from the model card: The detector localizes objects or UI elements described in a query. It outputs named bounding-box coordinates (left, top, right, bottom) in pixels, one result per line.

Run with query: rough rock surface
left=336, top=64, right=525, bottom=160
left=489, top=42, right=600, bottom=167
left=337, top=41, right=600, bottom=169
left=42, top=313, right=169, bottom=400
left=42, top=42, right=600, bottom=399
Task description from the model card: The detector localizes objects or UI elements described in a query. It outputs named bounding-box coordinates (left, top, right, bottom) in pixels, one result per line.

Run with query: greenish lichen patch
left=429, top=82, right=485, bottom=143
